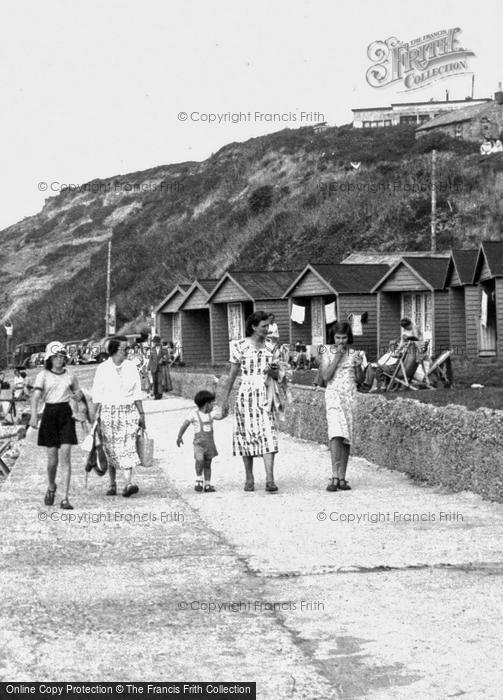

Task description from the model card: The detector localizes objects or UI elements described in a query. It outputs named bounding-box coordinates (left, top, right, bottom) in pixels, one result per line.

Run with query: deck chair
left=0, top=440, right=12, bottom=477
left=0, top=395, right=17, bottom=425
left=424, top=349, right=453, bottom=388
left=384, top=340, right=419, bottom=391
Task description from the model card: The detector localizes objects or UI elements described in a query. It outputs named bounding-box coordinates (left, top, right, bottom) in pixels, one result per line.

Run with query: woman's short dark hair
left=400, top=317, right=413, bottom=328
left=245, top=310, right=269, bottom=337
left=194, top=390, right=215, bottom=408
left=44, top=355, right=67, bottom=371
left=108, top=336, right=128, bottom=356
left=329, top=321, right=354, bottom=345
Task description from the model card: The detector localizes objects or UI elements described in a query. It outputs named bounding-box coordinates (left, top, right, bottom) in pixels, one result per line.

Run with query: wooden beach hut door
left=311, top=297, right=325, bottom=348
left=402, top=292, right=432, bottom=343
left=228, top=302, right=244, bottom=354
left=172, top=312, right=182, bottom=360
left=478, top=283, right=497, bottom=356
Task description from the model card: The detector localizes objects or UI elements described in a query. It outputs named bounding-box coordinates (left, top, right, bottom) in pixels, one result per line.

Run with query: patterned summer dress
left=230, top=338, right=278, bottom=456
left=324, top=347, right=359, bottom=445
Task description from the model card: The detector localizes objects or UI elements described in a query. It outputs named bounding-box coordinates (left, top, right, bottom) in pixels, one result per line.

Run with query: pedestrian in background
left=30, top=341, right=83, bottom=510
left=147, top=335, right=169, bottom=400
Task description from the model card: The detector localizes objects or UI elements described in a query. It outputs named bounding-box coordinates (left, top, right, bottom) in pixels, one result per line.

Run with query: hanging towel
left=291, top=303, right=305, bottom=324
left=481, top=290, right=488, bottom=327
left=325, top=301, right=337, bottom=325
left=352, top=314, right=363, bottom=336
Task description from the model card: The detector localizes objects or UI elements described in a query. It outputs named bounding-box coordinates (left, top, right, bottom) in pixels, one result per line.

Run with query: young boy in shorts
left=176, top=390, right=224, bottom=492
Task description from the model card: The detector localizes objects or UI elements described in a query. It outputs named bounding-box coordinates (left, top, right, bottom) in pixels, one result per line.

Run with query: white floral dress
left=230, top=338, right=278, bottom=456
left=323, top=347, right=359, bottom=445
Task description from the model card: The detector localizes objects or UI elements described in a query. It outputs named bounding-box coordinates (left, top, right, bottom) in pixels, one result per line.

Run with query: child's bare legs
left=194, top=459, right=204, bottom=491
left=203, top=458, right=215, bottom=492
left=203, top=458, right=211, bottom=485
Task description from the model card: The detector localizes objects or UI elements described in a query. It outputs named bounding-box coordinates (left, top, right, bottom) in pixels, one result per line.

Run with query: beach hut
left=444, top=249, right=479, bottom=359
left=154, top=283, right=191, bottom=354
left=283, top=263, right=390, bottom=359
left=371, top=256, right=450, bottom=356
left=471, top=241, right=503, bottom=358
left=206, top=270, right=299, bottom=364
left=175, top=279, right=219, bottom=364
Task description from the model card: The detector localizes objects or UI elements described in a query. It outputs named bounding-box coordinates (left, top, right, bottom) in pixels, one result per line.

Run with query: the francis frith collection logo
left=366, top=28, right=475, bottom=91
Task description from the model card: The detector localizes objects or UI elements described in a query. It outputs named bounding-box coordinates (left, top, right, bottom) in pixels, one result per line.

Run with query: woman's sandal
left=244, top=481, right=255, bottom=492
left=60, top=498, right=74, bottom=510
left=265, top=481, right=278, bottom=493
left=326, top=477, right=339, bottom=492
left=44, top=487, right=57, bottom=506
left=338, top=479, right=352, bottom=491
left=106, top=482, right=117, bottom=496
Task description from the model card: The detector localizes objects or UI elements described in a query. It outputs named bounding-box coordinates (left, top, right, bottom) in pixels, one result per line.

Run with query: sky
left=0, top=0, right=502, bottom=229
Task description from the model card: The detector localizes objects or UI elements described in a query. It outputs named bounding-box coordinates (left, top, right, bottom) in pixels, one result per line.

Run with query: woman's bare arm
left=221, top=363, right=240, bottom=414
left=320, top=349, right=345, bottom=384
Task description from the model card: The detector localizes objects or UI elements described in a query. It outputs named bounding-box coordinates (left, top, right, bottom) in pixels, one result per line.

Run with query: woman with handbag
left=91, top=336, right=145, bottom=497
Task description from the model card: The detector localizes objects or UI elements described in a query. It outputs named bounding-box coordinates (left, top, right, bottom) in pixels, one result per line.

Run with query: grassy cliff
left=1, top=123, right=502, bottom=348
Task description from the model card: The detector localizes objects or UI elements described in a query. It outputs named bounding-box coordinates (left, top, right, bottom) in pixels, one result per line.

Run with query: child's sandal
left=338, top=479, right=352, bottom=491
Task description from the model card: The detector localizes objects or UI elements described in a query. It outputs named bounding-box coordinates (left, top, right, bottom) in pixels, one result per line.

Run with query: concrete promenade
left=1, top=389, right=503, bottom=698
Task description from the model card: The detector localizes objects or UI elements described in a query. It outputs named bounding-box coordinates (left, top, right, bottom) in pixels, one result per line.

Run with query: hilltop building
left=415, top=90, right=503, bottom=141
left=352, top=97, right=491, bottom=129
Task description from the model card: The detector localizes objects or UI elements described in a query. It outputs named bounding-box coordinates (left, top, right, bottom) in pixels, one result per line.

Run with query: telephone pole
left=105, top=241, right=112, bottom=335
left=431, top=149, right=437, bottom=253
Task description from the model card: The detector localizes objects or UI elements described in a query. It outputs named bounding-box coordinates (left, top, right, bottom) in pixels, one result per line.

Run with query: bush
left=248, top=185, right=274, bottom=214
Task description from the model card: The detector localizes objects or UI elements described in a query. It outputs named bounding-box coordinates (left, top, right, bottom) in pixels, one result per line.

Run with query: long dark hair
left=245, top=310, right=269, bottom=337
left=329, top=321, right=354, bottom=345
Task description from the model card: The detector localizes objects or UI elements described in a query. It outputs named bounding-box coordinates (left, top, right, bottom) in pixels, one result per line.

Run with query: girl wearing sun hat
left=30, top=341, right=83, bottom=509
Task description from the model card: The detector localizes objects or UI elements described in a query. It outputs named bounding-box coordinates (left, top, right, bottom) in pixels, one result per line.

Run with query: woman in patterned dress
left=91, top=337, right=146, bottom=497
left=221, top=311, right=280, bottom=493
left=319, top=321, right=364, bottom=492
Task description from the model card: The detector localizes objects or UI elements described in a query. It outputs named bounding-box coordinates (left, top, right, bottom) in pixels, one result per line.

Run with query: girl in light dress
left=318, top=321, right=364, bottom=492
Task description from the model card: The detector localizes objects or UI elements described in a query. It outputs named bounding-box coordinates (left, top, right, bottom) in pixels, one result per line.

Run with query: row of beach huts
left=154, top=241, right=503, bottom=364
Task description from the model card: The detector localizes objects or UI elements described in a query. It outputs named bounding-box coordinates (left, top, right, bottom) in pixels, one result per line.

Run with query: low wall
left=170, top=371, right=503, bottom=503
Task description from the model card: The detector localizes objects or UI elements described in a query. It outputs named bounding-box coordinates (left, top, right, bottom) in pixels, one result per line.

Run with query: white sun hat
left=45, top=341, right=67, bottom=360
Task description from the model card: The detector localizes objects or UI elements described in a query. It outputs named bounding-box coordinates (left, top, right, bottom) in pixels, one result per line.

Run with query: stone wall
left=170, top=370, right=503, bottom=503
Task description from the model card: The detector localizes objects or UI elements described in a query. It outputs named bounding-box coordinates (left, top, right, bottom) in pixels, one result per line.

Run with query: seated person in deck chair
left=363, top=318, right=419, bottom=391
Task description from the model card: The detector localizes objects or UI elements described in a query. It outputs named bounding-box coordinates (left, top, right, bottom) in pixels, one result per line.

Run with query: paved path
left=1, top=391, right=503, bottom=699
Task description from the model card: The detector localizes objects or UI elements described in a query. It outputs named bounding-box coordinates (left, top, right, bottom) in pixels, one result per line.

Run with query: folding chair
left=409, top=340, right=434, bottom=389
left=0, top=396, right=17, bottom=425
left=384, top=340, right=419, bottom=392
left=0, top=440, right=12, bottom=477
left=426, top=349, right=453, bottom=388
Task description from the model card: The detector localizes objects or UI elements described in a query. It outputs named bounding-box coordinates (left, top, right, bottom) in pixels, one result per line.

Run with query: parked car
left=86, top=334, right=145, bottom=363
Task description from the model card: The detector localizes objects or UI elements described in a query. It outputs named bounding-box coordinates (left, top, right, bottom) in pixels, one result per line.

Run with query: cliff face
left=1, top=124, right=501, bottom=346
